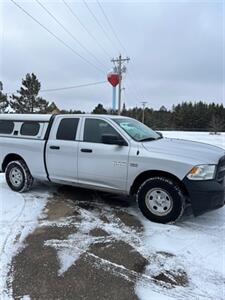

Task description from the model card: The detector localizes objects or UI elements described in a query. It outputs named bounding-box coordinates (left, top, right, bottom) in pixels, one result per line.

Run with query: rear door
left=46, top=116, right=81, bottom=182
left=78, top=117, right=130, bottom=192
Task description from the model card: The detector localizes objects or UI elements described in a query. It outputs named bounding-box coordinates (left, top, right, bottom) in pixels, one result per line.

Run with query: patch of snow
left=0, top=174, right=49, bottom=299
left=136, top=288, right=175, bottom=300
left=135, top=209, right=225, bottom=299
left=161, top=131, right=225, bottom=149
left=20, top=296, right=31, bottom=300
left=45, top=231, right=96, bottom=276
left=44, top=203, right=141, bottom=275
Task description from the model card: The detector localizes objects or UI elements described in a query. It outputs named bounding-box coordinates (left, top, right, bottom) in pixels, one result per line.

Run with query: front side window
left=113, top=118, right=160, bottom=142
left=20, top=122, right=40, bottom=136
left=56, top=118, right=79, bottom=141
left=83, top=118, right=121, bottom=143
left=0, top=120, right=14, bottom=134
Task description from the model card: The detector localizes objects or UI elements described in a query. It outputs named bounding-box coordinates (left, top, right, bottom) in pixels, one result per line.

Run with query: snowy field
left=162, top=131, right=225, bottom=149
left=0, top=131, right=225, bottom=299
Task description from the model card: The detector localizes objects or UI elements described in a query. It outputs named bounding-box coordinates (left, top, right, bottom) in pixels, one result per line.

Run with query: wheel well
left=130, top=170, right=189, bottom=197
left=2, top=154, right=25, bottom=172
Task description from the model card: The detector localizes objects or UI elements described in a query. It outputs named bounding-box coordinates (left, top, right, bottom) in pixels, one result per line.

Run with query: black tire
left=5, top=160, right=34, bottom=193
left=137, top=177, right=185, bottom=224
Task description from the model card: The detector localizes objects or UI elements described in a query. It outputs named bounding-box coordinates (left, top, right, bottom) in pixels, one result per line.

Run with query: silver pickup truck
left=0, top=114, right=224, bottom=223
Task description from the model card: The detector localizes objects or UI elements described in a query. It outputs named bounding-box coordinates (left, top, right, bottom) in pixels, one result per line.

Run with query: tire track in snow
left=87, top=252, right=212, bottom=300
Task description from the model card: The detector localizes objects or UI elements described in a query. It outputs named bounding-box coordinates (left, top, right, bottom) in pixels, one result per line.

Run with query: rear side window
left=0, top=120, right=14, bottom=134
left=56, top=118, right=79, bottom=141
left=20, top=122, right=40, bottom=136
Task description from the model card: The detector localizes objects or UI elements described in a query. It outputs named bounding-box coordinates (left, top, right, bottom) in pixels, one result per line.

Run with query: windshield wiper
left=139, top=137, right=157, bottom=142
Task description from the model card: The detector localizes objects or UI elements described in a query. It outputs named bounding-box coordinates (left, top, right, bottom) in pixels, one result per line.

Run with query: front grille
left=217, top=155, right=225, bottom=182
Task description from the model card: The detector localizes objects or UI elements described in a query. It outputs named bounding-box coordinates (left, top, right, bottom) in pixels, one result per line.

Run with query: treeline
left=51, top=102, right=225, bottom=132
left=120, top=102, right=225, bottom=132
left=0, top=73, right=224, bottom=132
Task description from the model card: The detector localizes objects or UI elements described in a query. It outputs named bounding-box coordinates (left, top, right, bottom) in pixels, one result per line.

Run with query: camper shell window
left=20, top=122, right=40, bottom=136
left=0, top=120, right=14, bottom=134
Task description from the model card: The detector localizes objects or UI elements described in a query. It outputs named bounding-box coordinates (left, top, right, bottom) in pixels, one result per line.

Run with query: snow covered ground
left=0, top=178, right=49, bottom=298
left=0, top=131, right=224, bottom=299
left=162, top=131, right=225, bottom=149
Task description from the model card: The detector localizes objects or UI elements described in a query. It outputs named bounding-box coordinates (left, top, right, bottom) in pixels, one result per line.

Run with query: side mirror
left=101, top=134, right=127, bottom=146
left=156, top=131, right=163, bottom=138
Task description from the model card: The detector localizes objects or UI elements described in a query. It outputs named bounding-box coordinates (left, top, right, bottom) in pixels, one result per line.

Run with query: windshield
left=112, top=118, right=161, bottom=142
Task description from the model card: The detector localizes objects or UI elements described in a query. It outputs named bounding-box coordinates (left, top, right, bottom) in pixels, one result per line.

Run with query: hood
left=142, top=138, right=224, bottom=165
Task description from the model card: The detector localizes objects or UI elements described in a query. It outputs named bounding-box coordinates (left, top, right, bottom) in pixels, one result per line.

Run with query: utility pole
left=111, top=54, right=130, bottom=115
left=121, top=87, right=125, bottom=113
left=140, top=101, right=148, bottom=123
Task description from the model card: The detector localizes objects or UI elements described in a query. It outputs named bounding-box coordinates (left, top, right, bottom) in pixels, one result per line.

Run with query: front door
left=78, top=117, right=130, bottom=192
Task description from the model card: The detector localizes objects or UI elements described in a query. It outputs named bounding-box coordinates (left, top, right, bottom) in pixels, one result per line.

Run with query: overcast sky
left=0, top=0, right=224, bottom=112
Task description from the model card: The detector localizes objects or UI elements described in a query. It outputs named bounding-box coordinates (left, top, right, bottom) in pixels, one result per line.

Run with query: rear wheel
left=5, top=160, right=33, bottom=192
left=137, top=177, right=185, bottom=223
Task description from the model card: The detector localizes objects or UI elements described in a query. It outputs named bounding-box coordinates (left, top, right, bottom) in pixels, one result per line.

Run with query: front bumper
left=183, top=177, right=225, bottom=216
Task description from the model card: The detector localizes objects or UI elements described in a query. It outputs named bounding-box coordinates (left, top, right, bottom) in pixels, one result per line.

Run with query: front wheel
left=5, top=160, right=34, bottom=193
left=137, top=177, right=185, bottom=223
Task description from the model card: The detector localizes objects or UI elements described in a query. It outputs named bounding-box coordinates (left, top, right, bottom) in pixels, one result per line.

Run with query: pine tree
left=10, top=73, right=49, bottom=113
left=92, top=103, right=107, bottom=114
left=0, top=82, right=9, bottom=113
left=45, top=102, right=60, bottom=114
left=209, top=115, right=224, bottom=134
left=159, top=105, right=167, bottom=112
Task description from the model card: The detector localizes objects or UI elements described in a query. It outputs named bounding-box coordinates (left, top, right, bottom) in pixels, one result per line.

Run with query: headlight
left=187, top=165, right=216, bottom=180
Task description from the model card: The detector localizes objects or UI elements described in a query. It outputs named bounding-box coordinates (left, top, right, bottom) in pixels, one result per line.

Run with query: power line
left=82, top=0, right=117, bottom=52
left=124, top=77, right=140, bottom=100
left=40, top=80, right=107, bottom=92
left=80, top=1, right=143, bottom=109
left=82, top=0, right=142, bottom=103
left=127, top=74, right=143, bottom=99
left=9, top=0, right=105, bottom=74
left=62, top=0, right=112, bottom=60
left=35, top=0, right=107, bottom=70
left=94, top=0, right=145, bottom=100
left=96, top=0, right=127, bottom=54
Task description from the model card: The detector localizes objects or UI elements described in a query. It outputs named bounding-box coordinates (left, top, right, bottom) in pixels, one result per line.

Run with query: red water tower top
left=107, top=72, right=120, bottom=87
